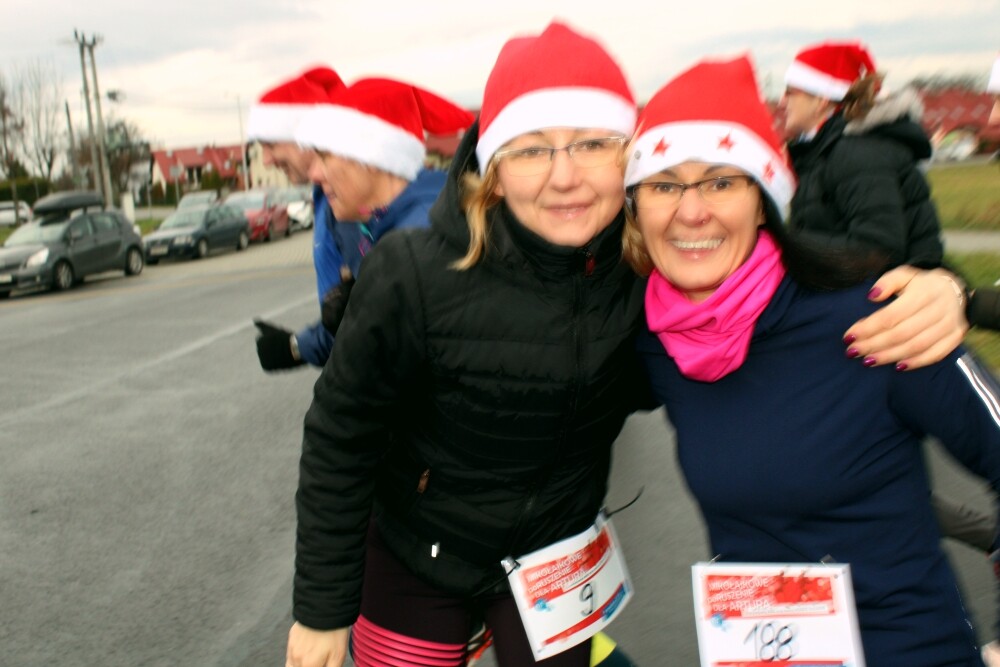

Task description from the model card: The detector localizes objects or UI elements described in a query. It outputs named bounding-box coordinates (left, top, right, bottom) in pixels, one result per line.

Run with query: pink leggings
left=352, top=524, right=591, bottom=667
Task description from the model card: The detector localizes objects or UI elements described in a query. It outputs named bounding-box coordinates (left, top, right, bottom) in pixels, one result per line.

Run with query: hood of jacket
left=427, top=119, right=629, bottom=286
left=843, top=86, right=932, bottom=160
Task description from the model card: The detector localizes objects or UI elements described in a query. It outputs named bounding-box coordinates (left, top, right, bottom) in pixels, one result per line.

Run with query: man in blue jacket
left=246, top=66, right=363, bottom=370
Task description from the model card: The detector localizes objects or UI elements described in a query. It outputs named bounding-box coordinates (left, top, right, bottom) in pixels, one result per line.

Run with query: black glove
left=321, top=276, right=356, bottom=335
left=253, top=319, right=304, bottom=371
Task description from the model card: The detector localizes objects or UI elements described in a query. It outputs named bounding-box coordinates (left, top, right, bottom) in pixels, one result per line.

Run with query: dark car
left=0, top=190, right=144, bottom=298
left=223, top=189, right=290, bottom=242
left=176, top=190, right=220, bottom=210
left=143, top=204, right=250, bottom=264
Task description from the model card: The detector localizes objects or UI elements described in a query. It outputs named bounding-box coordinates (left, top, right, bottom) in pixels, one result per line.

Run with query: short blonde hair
left=621, top=202, right=654, bottom=277
left=452, top=160, right=504, bottom=270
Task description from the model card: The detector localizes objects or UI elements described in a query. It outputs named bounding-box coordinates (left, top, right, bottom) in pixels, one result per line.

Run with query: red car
left=222, top=189, right=290, bottom=242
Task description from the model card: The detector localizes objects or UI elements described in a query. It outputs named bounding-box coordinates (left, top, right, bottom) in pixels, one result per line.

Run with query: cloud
left=3, top=0, right=998, bottom=147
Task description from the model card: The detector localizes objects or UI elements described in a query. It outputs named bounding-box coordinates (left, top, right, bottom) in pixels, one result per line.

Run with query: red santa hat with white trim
left=294, top=77, right=475, bottom=181
left=784, top=41, right=877, bottom=102
left=988, top=54, right=1000, bottom=94
left=475, top=21, right=637, bottom=175
left=625, top=54, right=796, bottom=221
left=246, top=66, right=345, bottom=143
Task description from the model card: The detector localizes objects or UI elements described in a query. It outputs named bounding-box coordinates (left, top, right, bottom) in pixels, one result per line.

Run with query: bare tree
left=0, top=71, right=25, bottom=181
left=13, top=60, right=62, bottom=182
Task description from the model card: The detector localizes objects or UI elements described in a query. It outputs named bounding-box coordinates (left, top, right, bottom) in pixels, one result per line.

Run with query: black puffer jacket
left=293, top=122, right=648, bottom=630
left=788, top=88, right=943, bottom=269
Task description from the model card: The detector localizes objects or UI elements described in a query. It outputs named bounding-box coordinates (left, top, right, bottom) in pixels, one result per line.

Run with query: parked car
left=144, top=204, right=249, bottom=263
left=275, top=186, right=314, bottom=231
left=222, top=189, right=289, bottom=242
left=0, top=200, right=32, bottom=227
left=177, top=190, right=220, bottom=210
left=0, top=191, right=143, bottom=298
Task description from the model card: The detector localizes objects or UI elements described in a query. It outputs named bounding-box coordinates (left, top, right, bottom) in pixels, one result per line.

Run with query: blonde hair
left=621, top=202, right=654, bottom=277
left=451, top=161, right=504, bottom=270
left=841, top=72, right=884, bottom=122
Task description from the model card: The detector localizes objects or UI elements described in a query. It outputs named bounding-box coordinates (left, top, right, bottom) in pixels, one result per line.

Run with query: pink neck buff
left=645, top=230, right=786, bottom=382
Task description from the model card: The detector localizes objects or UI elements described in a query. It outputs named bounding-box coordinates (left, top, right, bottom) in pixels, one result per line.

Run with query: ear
left=493, top=181, right=505, bottom=198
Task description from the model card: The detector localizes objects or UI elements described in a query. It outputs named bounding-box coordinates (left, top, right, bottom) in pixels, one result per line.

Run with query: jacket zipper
left=505, top=248, right=592, bottom=556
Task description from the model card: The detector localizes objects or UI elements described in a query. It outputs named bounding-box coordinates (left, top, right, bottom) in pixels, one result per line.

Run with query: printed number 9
left=580, top=583, right=595, bottom=616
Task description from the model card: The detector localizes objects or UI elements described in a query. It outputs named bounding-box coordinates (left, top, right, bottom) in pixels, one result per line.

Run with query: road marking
left=0, top=291, right=317, bottom=427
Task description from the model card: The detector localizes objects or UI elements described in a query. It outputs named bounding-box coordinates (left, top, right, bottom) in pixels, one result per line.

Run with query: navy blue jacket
left=294, top=171, right=444, bottom=366
left=637, top=277, right=1000, bottom=666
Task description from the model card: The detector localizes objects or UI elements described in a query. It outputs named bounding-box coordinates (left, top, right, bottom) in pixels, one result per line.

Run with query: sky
left=1, top=0, right=998, bottom=153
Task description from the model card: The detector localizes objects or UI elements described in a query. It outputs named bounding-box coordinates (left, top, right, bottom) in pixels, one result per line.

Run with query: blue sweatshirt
left=295, top=170, right=445, bottom=366
left=637, top=277, right=1000, bottom=666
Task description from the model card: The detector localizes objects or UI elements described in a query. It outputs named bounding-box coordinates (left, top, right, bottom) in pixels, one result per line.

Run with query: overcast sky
left=2, top=0, right=998, bottom=150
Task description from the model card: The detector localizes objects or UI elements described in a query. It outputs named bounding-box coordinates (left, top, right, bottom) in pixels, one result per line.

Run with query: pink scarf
left=645, top=230, right=786, bottom=382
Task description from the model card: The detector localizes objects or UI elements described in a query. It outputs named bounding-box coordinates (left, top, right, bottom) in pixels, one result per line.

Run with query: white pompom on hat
left=625, top=54, right=796, bottom=221
left=475, top=21, right=637, bottom=175
left=246, top=67, right=344, bottom=143
left=294, top=77, right=475, bottom=181
left=785, top=41, right=877, bottom=102
left=988, top=54, right=1000, bottom=94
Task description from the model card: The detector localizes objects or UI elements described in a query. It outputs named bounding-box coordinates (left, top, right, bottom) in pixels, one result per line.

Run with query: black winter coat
left=293, top=123, right=648, bottom=630
left=787, top=88, right=943, bottom=269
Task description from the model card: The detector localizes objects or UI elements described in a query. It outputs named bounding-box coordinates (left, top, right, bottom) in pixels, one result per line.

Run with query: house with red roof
left=150, top=144, right=246, bottom=193
left=919, top=88, right=1000, bottom=157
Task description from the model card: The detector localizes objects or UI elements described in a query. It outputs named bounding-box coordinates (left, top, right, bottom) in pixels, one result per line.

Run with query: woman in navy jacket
left=624, top=55, right=1000, bottom=666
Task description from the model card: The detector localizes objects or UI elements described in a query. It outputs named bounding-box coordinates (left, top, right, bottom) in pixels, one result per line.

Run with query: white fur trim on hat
left=989, top=56, right=1000, bottom=94
left=476, top=87, right=636, bottom=175
left=784, top=60, right=851, bottom=102
left=625, top=121, right=795, bottom=221
left=295, top=105, right=426, bottom=181
left=247, top=104, right=311, bottom=143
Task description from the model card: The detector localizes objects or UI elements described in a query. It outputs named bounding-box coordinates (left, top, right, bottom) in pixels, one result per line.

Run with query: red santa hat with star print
left=294, top=77, right=474, bottom=181
left=784, top=41, right=877, bottom=102
left=475, top=20, right=637, bottom=175
left=246, top=66, right=345, bottom=143
left=625, top=54, right=796, bottom=221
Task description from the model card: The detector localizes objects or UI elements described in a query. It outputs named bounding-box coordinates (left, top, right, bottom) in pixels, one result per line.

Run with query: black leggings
left=355, top=523, right=592, bottom=667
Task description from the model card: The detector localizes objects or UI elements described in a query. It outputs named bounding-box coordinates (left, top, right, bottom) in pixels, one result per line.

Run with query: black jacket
left=293, top=122, right=648, bottom=630
left=788, top=88, right=943, bottom=269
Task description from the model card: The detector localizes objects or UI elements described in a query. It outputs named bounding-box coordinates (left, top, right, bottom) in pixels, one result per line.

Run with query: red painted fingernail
left=863, top=356, right=877, bottom=367
left=895, top=362, right=908, bottom=372
left=867, top=287, right=882, bottom=300
left=843, top=334, right=856, bottom=345
left=846, top=347, right=860, bottom=359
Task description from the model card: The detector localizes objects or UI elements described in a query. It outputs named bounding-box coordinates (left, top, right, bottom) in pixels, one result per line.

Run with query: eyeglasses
left=493, top=136, right=626, bottom=176
left=627, top=175, right=756, bottom=210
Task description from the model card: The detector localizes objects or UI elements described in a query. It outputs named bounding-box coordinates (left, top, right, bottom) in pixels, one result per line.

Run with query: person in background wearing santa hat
left=246, top=66, right=364, bottom=372
left=781, top=41, right=942, bottom=268
left=625, top=53, right=1000, bottom=666
left=286, top=22, right=643, bottom=667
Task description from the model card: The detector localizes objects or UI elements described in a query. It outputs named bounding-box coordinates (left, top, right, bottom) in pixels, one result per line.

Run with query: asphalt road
left=1, top=230, right=996, bottom=666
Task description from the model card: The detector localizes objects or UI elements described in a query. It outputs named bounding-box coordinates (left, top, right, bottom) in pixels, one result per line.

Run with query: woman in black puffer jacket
left=287, top=22, right=647, bottom=667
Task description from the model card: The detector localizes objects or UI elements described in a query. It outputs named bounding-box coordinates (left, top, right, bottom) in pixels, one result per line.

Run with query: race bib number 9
left=506, top=515, right=632, bottom=661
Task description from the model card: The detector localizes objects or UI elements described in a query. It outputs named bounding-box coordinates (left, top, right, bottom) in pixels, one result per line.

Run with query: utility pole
left=84, top=33, right=114, bottom=206
left=64, top=100, right=81, bottom=187
left=236, top=94, right=249, bottom=191
left=73, top=30, right=101, bottom=195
